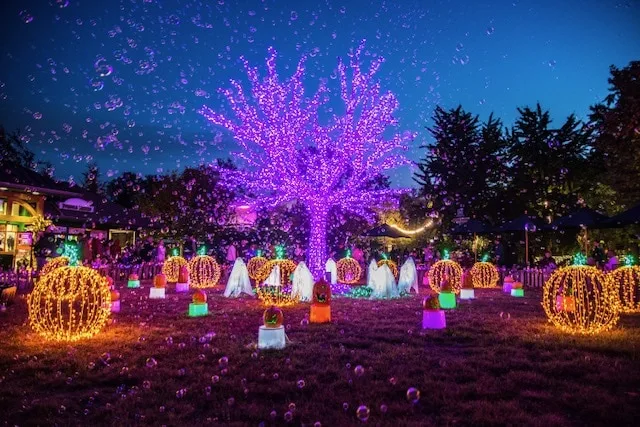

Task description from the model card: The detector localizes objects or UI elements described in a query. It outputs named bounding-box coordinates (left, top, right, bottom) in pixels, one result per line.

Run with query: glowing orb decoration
left=609, top=266, right=640, bottom=312
left=470, top=262, right=499, bottom=288
left=247, top=256, right=268, bottom=280
left=428, top=260, right=463, bottom=294
left=263, top=306, right=284, bottom=328
left=337, top=257, right=362, bottom=284
left=162, top=256, right=188, bottom=282
left=377, top=259, right=399, bottom=279
left=188, top=255, right=221, bottom=288
left=28, top=266, right=111, bottom=342
left=255, top=259, right=297, bottom=285
left=542, top=265, right=620, bottom=335
left=40, top=256, right=70, bottom=277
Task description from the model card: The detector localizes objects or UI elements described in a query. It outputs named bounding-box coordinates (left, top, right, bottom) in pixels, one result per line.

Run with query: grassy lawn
left=1, top=284, right=639, bottom=426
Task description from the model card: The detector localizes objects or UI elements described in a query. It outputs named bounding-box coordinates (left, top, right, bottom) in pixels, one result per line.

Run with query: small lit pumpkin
left=178, top=265, right=189, bottom=283
left=154, top=273, right=167, bottom=288
left=129, top=273, right=139, bottom=281
left=110, top=289, right=120, bottom=301
left=313, top=279, right=332, bottom=305
left=423, top=292, right=440, bottom=310
left=106, top=276, right=114, bottom=289
left=263, top=306, right=284, bottom=328
left=512, top=282, right=523, bottom=290
left=193, top=289, right=207, bottom=304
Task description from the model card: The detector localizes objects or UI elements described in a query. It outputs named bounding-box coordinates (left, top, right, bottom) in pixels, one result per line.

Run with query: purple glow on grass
left=200, top=41, right=414, bottom=278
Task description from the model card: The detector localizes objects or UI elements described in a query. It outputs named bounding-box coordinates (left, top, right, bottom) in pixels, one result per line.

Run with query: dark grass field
left=1, top=283, right=640, bottom=427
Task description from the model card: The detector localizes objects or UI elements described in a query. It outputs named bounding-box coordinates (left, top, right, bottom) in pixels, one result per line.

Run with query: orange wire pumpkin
left=428, top=260, right=463, bottom=294
left=377, top=259, right=398, bottom=279
left=337, top=257, right=361, bottom=284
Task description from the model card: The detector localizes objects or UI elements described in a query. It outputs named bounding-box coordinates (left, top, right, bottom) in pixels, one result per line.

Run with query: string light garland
left=40, top=256, right=70, bottom=277
left=337, top=257, right=362, bottom=284
left=609, top=265, right=640, bottom=312
left=28, top=266, right=111, bottom=342
left=542, top=265, right=620, bottom=335
left=188, top=255, right=221, bottom=288
left=428, top=260, right=463, bottom=294
left=388, top=221, right=432, bottom=235
left=377, top=259, right=398, bottom=279
left=162, top=256, right=188, bottom=282
left=200, top=42, right=414, bottom=278
left=247, top=256, right=268, bottom=280
left=470, top=262, right=499, bottom=288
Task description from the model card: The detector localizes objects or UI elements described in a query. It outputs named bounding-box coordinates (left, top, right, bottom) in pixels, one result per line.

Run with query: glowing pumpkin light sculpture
left=162, top=256, right=188, bottom=283
left=247, top=256, right=268, bottom=281
left=188, top=255, right=221, bottom=288
left=470, top=262, right=499, bottom=288
left=542, top=265, right=620, bottom=335
left=40, top=256, right=70, bottom=278
left=310, top=279, right=332, bottom=323
left=188, top=289, right=209, bottom=317
left=259, top=306, right=286, bottom=350
left=28, top=266, right=111, bottom=342
left=255, top=259, right=297, bottom=285
left=610, top=265, right=640, bottom=312
left=337, top=257, right=362, bottom=284
left=428, top=260, right=463, bottom=294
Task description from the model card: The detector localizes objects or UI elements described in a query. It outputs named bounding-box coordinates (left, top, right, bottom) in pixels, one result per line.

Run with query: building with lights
left=0, top=164, right=148, bottom=269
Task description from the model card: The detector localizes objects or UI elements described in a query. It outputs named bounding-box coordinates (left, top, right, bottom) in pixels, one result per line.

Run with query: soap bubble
left=406, top=387, right=420, bottom=404
left=145, top=357, right=157, bottom=368
left=356, top=405, right=370, bottom=422
left=19, top=10, right=34, bottom=24
left=354, top=365, right=364, bottom=377
left=297, top=379, right=306, bottom=389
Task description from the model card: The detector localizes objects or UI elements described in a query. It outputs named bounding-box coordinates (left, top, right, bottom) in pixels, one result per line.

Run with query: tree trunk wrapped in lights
left=200, top=42, right=413, bottom=279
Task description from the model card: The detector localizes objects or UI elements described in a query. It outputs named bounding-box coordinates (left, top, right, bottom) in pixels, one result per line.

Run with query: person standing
left=156, top=240, right=166, bottom=264
left=591, top=241, right=606, bottom=268
left=493, top=238, right=505, bottom=266
left=226, top=242, right=237, bottom=264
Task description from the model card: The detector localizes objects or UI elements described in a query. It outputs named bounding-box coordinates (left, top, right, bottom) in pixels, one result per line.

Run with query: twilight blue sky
left=0, top=0, right=638, bottom=187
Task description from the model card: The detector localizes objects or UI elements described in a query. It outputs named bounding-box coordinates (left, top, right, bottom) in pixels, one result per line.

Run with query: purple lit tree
left=200, top=42, right=413, bottom=278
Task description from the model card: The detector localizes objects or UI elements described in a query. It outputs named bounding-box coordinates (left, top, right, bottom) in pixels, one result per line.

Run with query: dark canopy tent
left=450, top=219, right=492, bottom=262
left=496, top=214, right=545, bottom=266
left=605, top=203, right=640, bottom=227
left=547, top=208, right=609, bottom=254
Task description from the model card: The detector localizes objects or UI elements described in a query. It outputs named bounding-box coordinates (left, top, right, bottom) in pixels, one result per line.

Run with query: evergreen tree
left=82, top=162, right=102, bottom=194
left=589, top=61, right=640, bottom=207
left=414, top=106, right=505, bottom=228
left=0, top=126, right=35, bottom=169
left=506, top=104, right=592, bottom=221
